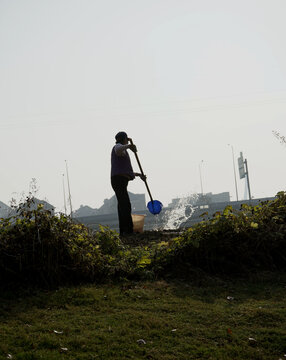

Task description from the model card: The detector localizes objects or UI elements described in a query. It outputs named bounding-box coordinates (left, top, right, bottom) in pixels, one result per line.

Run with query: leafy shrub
left=1, top=192, right=286, bottom=288
left=0, top=198, right=127, bottom=287
left=0, top=197, right=156, bottom=287
left=151, top=192, right=286, bottom=276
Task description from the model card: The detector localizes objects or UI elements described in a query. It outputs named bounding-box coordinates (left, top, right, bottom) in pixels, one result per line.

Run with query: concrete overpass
left=75, top=196, right=275, bottom=232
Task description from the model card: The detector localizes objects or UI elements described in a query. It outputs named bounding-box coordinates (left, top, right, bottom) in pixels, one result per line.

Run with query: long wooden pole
left=129, top=139, right=154, bottom=203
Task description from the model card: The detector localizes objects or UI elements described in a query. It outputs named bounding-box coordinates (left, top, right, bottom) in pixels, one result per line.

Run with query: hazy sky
left=1, top=0, right=286, bottom=212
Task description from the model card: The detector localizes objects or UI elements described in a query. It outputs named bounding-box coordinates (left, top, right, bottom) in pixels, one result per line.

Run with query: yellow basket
left=131, top=214, right=146, bottom=233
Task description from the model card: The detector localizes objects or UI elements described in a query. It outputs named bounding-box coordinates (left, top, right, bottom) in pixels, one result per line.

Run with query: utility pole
left=238, top=152, right=252, bottom=202
left=244, top=158, right=252, bottom=202
left=62, top=174, right=67, bottom=215
left=65, top=160, right=73, bottom=217
left=228, top=144, right=239, bottom=201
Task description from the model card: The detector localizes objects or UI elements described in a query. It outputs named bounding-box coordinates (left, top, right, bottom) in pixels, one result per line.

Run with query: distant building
left=0, top=198, right=55, bottom=218
left=208, top=192, right=230, bottom=203
left=96, top=196, right=117, bottom=215
left=168, top=192, right=230, bottom=208
left=96, top=192, right=146, bottom=215
left=73, top=205, right=99, bottom=218
left=0, top=201, right=12, bottom=218
left=74, top=192, right=146, bottom=217
left=196, top=192, right=230, bottom=205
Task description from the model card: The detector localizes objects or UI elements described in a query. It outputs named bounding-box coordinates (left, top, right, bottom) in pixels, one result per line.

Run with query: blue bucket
left=147, top=200, right=163, bottom=215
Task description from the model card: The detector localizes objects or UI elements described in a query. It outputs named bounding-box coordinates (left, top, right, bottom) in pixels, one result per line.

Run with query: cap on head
left=115, top=131, right=128, bottom=143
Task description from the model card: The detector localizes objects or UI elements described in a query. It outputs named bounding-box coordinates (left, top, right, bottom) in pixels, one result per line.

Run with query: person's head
left=115, top=131, right=128, bottom=145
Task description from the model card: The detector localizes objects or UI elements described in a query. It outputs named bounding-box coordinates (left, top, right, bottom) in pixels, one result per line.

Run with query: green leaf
left=250, top=222, right=259, bottom=229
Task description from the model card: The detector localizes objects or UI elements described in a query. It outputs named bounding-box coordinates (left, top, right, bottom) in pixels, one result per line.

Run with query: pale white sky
left=0, top=0, right=286, bottom=212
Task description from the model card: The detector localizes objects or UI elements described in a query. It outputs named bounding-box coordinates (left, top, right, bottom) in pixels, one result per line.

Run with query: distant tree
left=272, top=130, right=286, bottom=147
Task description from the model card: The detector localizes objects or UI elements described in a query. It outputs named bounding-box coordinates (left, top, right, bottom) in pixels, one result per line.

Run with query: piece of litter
left=248, top=337, right=257, bottom=344
left=137, top=339, right=146, bottom=345
left=7, top=355, right=13, bottom=359
left=60, top=348, right=68, bottom=352
left=53, top=330, right=63, bottom=334
left=171, top=329, right=177, bottom=332
left=227, top=296, right=234, bottom=301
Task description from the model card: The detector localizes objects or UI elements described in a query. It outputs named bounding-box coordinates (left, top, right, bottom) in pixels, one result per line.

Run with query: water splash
left=163, top=194, right=198, bottom=230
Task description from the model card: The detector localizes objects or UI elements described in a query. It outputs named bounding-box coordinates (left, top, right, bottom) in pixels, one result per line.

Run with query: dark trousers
left=111, top=175, right=133, bottom=235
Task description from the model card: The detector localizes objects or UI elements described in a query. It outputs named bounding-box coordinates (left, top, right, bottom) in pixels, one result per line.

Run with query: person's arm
left=134, top=173, right=147, bottom=181
left=114, top=143, right=130, bottom=156
left=114, top=143, right=137, bottom=156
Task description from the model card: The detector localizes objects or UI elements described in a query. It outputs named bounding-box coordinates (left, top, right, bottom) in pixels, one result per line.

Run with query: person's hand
left=129, top=144, right=137, bottom=153
left=139, top=174, right=147, bottom=181
left=134, top=173, right=146, bottom=181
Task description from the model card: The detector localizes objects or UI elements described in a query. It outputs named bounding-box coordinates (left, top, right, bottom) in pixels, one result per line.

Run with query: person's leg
left=111, top=176, right=133, bottom=235
left=118, top=189, right=133, bottom=234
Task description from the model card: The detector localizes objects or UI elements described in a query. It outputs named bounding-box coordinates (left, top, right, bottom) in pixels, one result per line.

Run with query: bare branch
left=272, top=130, right=286, bottom=147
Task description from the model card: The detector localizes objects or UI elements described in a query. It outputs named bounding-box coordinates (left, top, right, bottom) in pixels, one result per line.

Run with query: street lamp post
left=65, top=160, right=73, bottom=217
left=62, top=174, right=67, bottom=215
left=228, top=144, right=239, bottom=201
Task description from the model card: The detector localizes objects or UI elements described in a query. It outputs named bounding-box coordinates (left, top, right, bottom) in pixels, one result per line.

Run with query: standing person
left=111, top=131, right=145, bottom=236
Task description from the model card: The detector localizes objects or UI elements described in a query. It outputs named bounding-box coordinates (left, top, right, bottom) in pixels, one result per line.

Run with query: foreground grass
left=1, top=275, right=286, bottom=360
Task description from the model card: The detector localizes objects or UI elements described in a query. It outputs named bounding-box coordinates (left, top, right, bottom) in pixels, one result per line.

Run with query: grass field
left=1, top=274, right=286, bottom=360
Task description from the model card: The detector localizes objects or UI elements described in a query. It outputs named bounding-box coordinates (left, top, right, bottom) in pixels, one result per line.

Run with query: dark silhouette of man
left=111, top=131, right=145, bottom=236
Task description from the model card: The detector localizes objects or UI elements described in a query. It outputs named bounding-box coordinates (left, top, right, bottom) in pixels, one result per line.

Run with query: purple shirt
left=111, top=144, right=135, bottom=180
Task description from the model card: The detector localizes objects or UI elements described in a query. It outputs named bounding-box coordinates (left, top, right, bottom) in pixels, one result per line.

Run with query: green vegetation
left=0, top=192, right=286, bottom=358
left=1, top=192, right=286, bottom=287
left=152, top=191, right=286, bottom=277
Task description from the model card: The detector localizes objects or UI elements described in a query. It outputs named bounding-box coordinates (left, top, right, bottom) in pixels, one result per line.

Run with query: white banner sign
left=238, top=152, right=246, bottom=179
